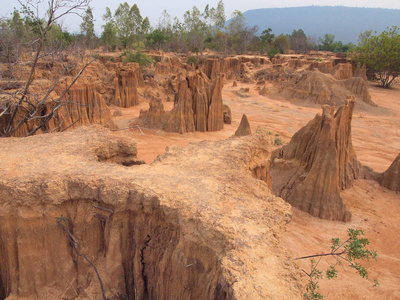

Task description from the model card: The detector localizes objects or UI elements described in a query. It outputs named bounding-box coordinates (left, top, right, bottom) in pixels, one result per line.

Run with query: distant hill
left=232, top=6, right=400, bottom=44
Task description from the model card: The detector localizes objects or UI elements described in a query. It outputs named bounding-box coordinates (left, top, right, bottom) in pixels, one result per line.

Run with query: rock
left=154, top=59, right=182, bottom=81
left=271, top=98, right=362, bottom=221
left=223, top=104, right=232, bottom=124
left=259, top=85, right=269, bottom=96
left=235, top=114, right=252, bottom=137
left=232, top=81, right=238, bottom=87
left=0, top=126, right=304, bottom=300
left=236, top=87, right=251, bottom=98
left=113, top=108, right=122, bottom=116
left=354, top=62, right=368, bottom=81
left=113, top=63, right=144, bottom=107
left=95, top=138, right=145, bottom=166
left=332, top=63, right=353, bottom=80
left=380, top=154, right=400, bottom=192
left=138, top=96, right=169, bottom=129
left=202, top=57, right=242, bottom=81
left=163, top=71, right=224, bottom=133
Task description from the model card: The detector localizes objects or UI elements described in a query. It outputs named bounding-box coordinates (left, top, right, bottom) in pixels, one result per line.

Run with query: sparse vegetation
left=121, top=50, right=155, bottom=67
left=187, top=56, right=198, bottom=65
left=274, top=138, right=283, bottom=146
left=297, top=229, right=378, bottom=300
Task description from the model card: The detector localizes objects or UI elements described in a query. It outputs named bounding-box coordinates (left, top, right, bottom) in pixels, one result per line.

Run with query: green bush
left=121, top=51, right=155, bottom=68
left=187, top=56, right=198, bottom=65
left=274, top=138, right=283, bottom=146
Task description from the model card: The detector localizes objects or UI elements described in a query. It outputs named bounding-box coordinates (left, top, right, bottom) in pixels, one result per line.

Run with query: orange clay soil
left=110, top=79, right=400, bottom=300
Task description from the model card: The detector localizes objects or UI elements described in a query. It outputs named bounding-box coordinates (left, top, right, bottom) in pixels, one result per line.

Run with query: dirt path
left=111, top=79, right=400, bottom=299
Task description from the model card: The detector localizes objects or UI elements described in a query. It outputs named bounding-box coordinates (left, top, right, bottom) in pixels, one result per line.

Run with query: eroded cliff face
left=0, top=82, right=113, bottom=137
left=139, top=70, right=225, bottom=134
left=0, top=126, right=304, bottom=300
left=112, top=63, right=144, bottom=107
left=271, top=98, right=362, bottom=222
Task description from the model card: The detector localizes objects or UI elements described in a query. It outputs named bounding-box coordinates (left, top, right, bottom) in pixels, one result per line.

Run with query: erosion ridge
left=271, top=97, right=362, bottom=221
left=0, top=126, right=303, bottom=299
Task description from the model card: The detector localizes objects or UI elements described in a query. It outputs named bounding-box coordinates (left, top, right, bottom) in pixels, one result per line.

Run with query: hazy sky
left=3, top=0, right=400, bottom=34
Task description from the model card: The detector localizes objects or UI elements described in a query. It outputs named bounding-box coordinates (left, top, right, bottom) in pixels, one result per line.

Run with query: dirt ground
left=110, top=79, right=400, bottom=299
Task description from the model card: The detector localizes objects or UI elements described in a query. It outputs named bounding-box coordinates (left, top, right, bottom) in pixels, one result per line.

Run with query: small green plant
left=268, top=131, right=273, bottom=135
left=275, top=133, right=279, bottom=136
left=109, top=56, right=115, bottom=62
left=54, top=214, right=68, bottom=225
left=274, top=138, right=283, bottom=146
left=187, top=56, right=197, bottom=65
left=297, top=228, right=378, bottom=300
left=121, top=50, right=155, bottom=68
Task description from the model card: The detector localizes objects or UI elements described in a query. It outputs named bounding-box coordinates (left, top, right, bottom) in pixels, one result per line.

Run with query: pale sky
left=2, top=0, right=400, bottom=34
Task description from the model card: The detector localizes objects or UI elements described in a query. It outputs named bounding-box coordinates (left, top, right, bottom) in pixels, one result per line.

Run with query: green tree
left=183, top=6, right=207, bottom=54
left=141, top=17, right=150, bottom=36
left=114, top=2, right=143, bottom=48
left=320, top=33, right=336, bottom=51
left=273, top=34, right=290, bottom=54
left=289, top=29, right=308, bottom=53
left=10, top=8, right=26, bottom=40
left=101, top=7, right=117, bottom=51
left=80, top=6, right=95, bottom=46
left=228, top=10, right=245, bottom=53
left=354, top=26, right=400, bottom=88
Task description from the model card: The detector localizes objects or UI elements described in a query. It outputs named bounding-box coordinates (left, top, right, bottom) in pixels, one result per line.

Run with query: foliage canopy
left=354, top=26, right=400, bottom=88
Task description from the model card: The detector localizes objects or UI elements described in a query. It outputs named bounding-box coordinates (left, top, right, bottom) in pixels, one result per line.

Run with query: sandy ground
left=110, top=79, right=400, bottom=299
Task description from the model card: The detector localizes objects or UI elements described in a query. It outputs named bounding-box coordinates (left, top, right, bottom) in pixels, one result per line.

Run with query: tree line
left=0, top=1, right=399, bottom=88
left=1, top=1, right=359, bottom=59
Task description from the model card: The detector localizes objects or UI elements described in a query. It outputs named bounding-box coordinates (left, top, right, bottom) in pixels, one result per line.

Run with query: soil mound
left=272, top=98, right=362, bottom=221
left=0, top=126, right=303, bottom=299
left=280, top=70, right=376, bottom=107
left=380, top=153, right=400, bottom=192
left=235, top=114, right=252, bottom=137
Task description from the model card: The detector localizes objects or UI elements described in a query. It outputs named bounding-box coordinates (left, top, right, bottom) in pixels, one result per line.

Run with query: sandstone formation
left=163, top=71, right=224, bottom=133
left=259, top=85, right=269, bottom=97
left=0, top=126, right=304, bottom=300
left=0, top=83, right=113, bottom=137
left=379, top=153, right=400, bottom=192
left=280, top=70, right=376, bottom=107
left=236, top=87, right=251, bottom=98
left=153, top=56, right=186, bottom=80
left=202, top=57, right=242, bottom=80
left=234, top=114, right=252, bottom=137
left=354, top=62, right=368, bottom=81
left=331, top=63, right=353, bottom=80
left=271, top=98, right=362, bottom=221
left=223, top=104, right=232, bottom=124
left=138, top=96, right=169, bottom=129
left=113, top=63, right=144, bottom=107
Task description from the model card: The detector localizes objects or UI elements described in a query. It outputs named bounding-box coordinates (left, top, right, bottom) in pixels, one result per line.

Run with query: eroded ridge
left=0, top=126, right=303, bottom=299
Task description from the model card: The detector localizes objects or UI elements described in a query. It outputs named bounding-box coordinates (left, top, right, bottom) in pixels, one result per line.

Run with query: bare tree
left=0, top=0, right=94, bottom=137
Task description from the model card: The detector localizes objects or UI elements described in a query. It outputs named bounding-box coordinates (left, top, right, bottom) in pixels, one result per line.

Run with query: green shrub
left=121, top=51, right=155, bottom=68
left=187, top=56, right=197, bottom=65
left=274, top=138, right=283, bottom=146
left=298, top=228, right=378, bottom=300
